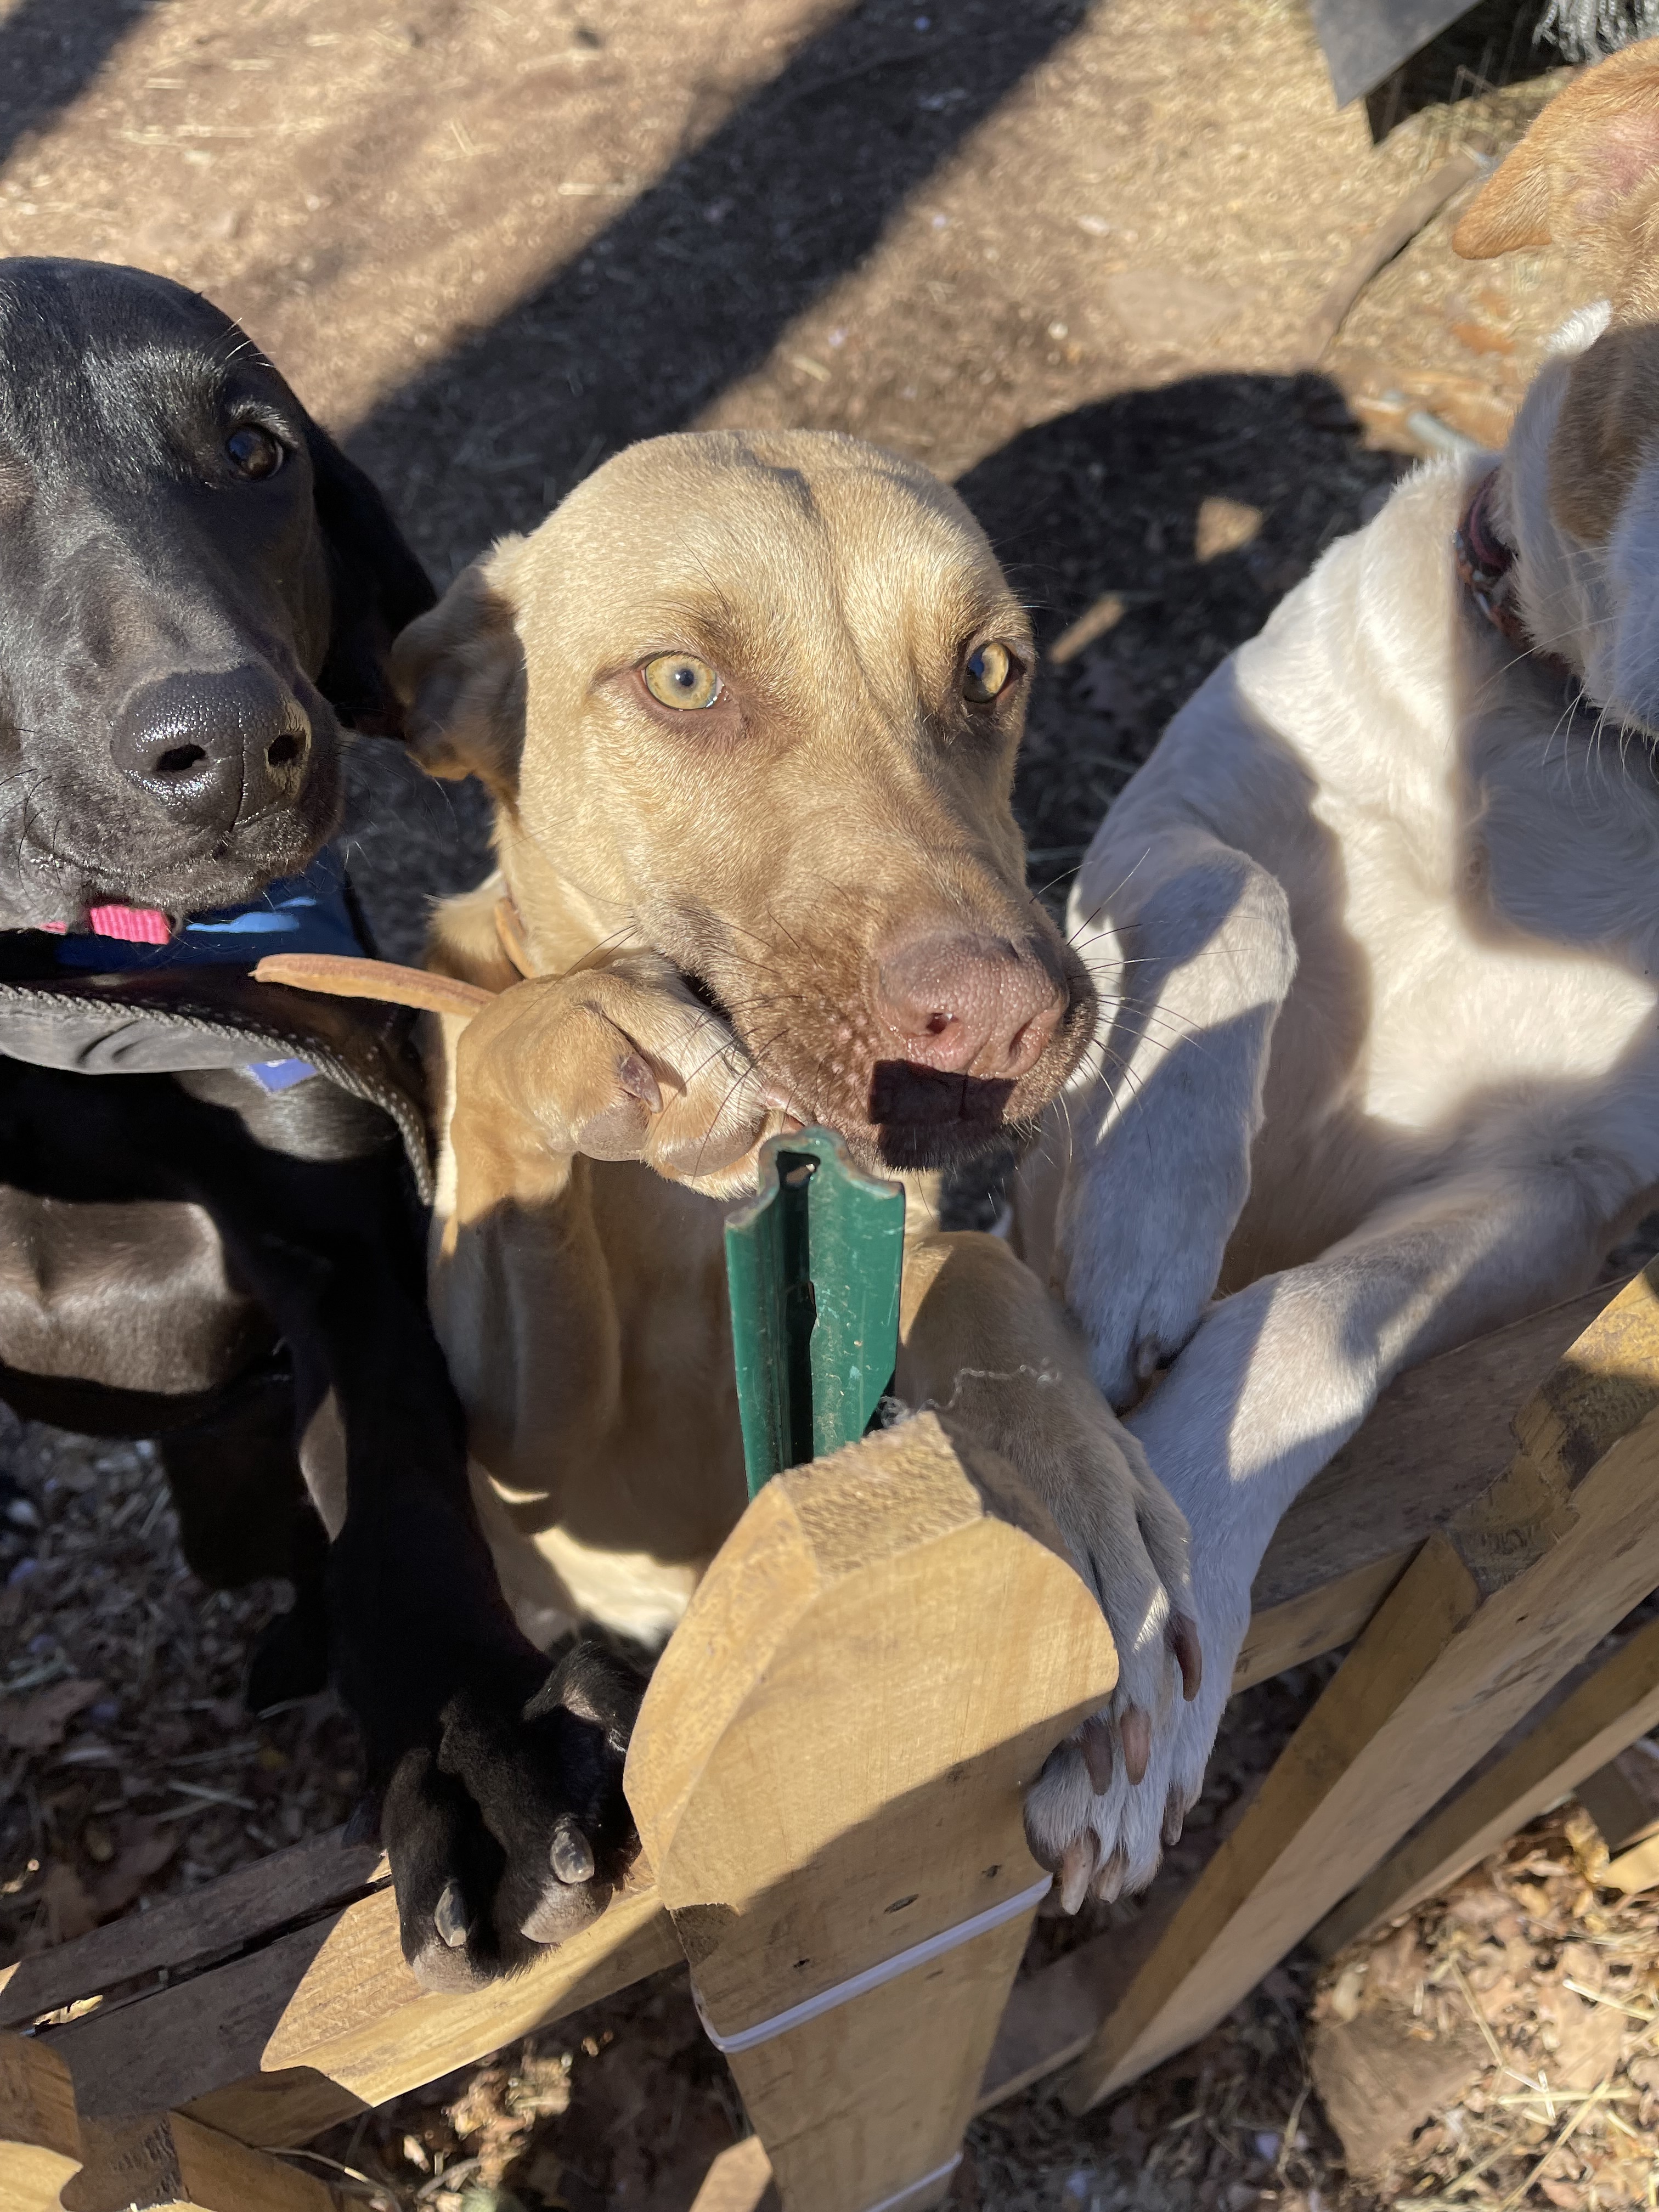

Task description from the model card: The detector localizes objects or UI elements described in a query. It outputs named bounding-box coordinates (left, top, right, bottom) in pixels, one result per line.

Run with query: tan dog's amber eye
left=962, top=642, right=1013, bottom=702
left=643, top=654, right=722, bottom=710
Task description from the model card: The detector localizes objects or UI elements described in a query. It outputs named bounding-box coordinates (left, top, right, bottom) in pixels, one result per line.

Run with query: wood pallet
left=8, top=1271, right=1659, bottom=2212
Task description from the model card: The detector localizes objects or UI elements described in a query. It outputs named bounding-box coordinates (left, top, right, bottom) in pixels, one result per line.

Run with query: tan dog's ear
left=390, top=547, right=527, bottom=799
left=1454, top=41, right=1659, bottom=289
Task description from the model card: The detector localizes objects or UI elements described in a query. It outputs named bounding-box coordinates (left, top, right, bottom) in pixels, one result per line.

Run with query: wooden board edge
left=1311, top=1613, right=1659, bottom=1956
left=1234, top=1553, right=1410, bottom=1691
left=0, top=1836, right=387, bottom=2036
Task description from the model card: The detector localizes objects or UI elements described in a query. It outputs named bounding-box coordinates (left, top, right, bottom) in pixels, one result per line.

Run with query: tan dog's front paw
left=455, top=951, right=786, bottom=1195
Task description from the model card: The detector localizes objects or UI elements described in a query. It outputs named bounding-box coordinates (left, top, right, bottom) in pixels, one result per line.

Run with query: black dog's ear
left=304, top=420, right=437, bottom=738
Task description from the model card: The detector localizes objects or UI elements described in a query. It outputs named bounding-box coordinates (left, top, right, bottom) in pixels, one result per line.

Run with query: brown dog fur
left=395, top=432, right=1195, bottom=1843
left=1457, top=38, right=1659, bottom=545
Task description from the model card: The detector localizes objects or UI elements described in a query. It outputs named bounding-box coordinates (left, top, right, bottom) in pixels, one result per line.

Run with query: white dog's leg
left=1025, top=1163, right=1611, bottom=1904
left=1059, top=824, right=1296, bottom=1408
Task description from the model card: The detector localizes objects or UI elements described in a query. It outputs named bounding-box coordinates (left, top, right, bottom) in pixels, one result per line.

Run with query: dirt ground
left=2, top=0, right=1656, bottom=2205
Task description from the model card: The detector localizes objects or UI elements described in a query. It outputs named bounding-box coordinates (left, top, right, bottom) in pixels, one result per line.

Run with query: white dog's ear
left=1454, top=39, right=1659, bottom=282
left=390, top=545, right=527, bottom=798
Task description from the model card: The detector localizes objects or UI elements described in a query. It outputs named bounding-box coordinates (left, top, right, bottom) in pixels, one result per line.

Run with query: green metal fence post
left=724, top=1127, right=906, bottom=1496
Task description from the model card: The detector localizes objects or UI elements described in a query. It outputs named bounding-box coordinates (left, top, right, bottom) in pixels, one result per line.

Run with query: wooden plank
left=1064, top=1263, right=1659, bottom=2110
left=0, top=1831, right=385, bottom=2033
left=252, top=1880, right=677, bottom=2109
left=688, top=2137, right=778, bottom=2212
left=0, top=1280, right=1613, bottom=2181
left=977, top=1922, right=1161, bottom=2113
left=1237, top=1556, right=1407, bottom=1692
left=0, top=2033, right=81, bottom=2212
left=1579, top=1737, right=1659, bottom=1892
left=1602, top=1830, right=1659, bottom=1894
left=4, top=1282, right=1612, bottom=2174
left=972, top=1716, right=1328, bottom=2114
left=1237, top=1285, right=1610, bottom=1689
left=628, top=1412, right=1119, bottom=2212
left=1578, top=1737, right=1659, bottom=1857
left=0, top=2142, right=81, bottom=2212
left=63, top=2110, right=343, bottom=2212
left=42, top=1877, right=678, bottom=2146
left=1311, top=1612, right=1659, bottom=1955
left=184, top=2071, right=363, bottom=2158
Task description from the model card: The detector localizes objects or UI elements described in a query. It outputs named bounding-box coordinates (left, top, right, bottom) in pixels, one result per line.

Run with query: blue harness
left=50, top=848, right=365, bottom=1090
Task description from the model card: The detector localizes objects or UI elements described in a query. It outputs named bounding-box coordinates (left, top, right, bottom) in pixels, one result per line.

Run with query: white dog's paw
left=1056, top=1150, right=1244, bottom=1411
left=1022, top=1582, right=1244, bottom=1908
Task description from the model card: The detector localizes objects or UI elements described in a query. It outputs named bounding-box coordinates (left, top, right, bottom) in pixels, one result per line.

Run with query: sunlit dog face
left=1492, top=313, right=1659, bottom=736
left=1452, top=39, right=1659, bottom=740
left=398, top=429, right=1096, bottom=1171
left=0, top=258, right=431, bottom=930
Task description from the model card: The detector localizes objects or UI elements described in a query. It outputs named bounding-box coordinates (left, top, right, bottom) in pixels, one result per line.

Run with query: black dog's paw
left=245, top=1593, right=331, bottom=1714
left=383, top=1640, right=644, bottom=1991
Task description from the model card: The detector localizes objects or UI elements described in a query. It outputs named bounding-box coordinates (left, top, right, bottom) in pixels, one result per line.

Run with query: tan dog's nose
left=875, top=932, right=1065, bottom=1080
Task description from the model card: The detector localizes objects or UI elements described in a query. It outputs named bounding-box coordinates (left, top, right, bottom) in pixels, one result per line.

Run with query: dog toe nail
left=616, top=1052, right=662, bottom=1111
left=1092, top=1846, right=1128, bottom=1903
left=1120, top=1706, right=1152, bottom=1786
left=1161, top=1789, right=1186, bottom=1849
left=435, top=1878, right=470, bottom=1950
left=1078, top=1714, right=1114, bottom=1794
left=1058, top=1830, right=1099, bottom=1914
left=550, top=1817, right=595, bottom=1885
left=1170, top=1613, right=1203, bottom=1701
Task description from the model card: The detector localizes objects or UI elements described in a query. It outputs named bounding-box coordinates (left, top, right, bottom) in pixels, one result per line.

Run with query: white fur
left=1546, top=298, right=1612, bottom=354
left=1023, top=364, right=1659, bottom=1889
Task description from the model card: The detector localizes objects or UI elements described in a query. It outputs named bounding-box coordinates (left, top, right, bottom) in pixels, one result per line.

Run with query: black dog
left=0, top=259, right=637, bottom=1989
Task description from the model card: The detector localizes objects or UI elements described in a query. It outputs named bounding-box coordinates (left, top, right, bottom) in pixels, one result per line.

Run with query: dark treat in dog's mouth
left=672, top=952, right=1074, bottom=1173
left=867, top=1059, right=1017, bottom=1131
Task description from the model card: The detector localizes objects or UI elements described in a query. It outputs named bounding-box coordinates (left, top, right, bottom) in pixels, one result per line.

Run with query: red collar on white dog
left=1453, top=469, right=1573, bottom=685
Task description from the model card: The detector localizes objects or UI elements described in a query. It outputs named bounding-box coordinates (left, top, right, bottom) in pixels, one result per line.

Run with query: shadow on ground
left=0, top=1, right=155, bottom=174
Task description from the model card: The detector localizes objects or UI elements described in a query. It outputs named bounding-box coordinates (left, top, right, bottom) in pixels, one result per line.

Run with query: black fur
left=0, top=260, right=637, bottom=1985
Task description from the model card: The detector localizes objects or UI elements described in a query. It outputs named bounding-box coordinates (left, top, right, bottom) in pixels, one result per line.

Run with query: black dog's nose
left=111, top=668, right=311, bottom=828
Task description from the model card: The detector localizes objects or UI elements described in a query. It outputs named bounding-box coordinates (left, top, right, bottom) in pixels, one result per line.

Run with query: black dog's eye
left=225, top=426, right=285, bottom=480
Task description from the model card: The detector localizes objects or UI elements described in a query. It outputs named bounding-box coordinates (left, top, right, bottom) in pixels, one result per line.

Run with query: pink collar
left=42, top=905, right=171, bottom=945
left=1453, top=470, right=1573, bottom=686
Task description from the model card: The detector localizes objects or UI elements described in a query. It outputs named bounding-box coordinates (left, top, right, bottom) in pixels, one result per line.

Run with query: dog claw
left=1092, top=1846, right=1128, bottom=1904
left=435, top=1878, right=470, bottom=1951
left=1120, top=1705, right=1152, bottom=1787
left=616, top=1051, right=662, bottom=1111
left=1058, top=1830, right=1099, bottom=1914
left=1079, top=1714, right=1114, bottom=1793
left=1162, top=1788, right=1186, bottom=1849
left=549, top=1816, right=595, bottom=1886
left=1170, top=1612, right=1203, bottom=1702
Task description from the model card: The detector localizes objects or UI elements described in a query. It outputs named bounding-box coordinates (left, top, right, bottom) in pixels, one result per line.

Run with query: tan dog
left=393, top=429, right=1199, bottom=1934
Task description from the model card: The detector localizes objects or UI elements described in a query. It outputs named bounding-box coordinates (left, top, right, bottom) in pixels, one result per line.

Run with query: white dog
left=1021, top=42, right=1659, bottom=1902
